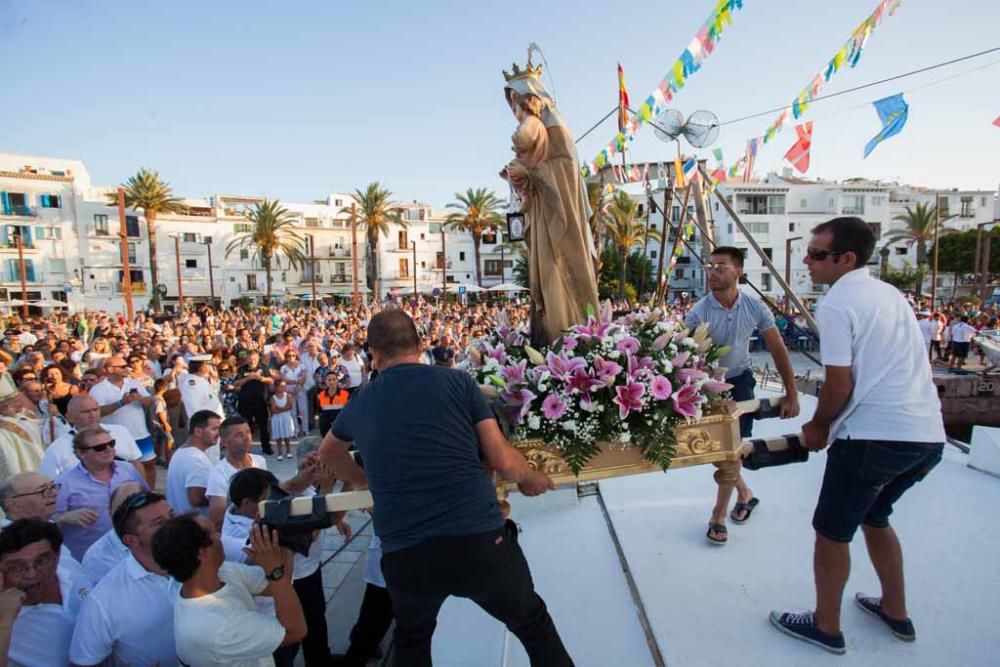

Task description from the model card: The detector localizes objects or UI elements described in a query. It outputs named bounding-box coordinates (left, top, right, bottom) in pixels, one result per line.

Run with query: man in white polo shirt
left=39, top=395, right=142, bottom=480
left=70, top=490, right=180, bottom=666
left=1, top=518, right=91, bottom=667
left=770, top=217, right=945, bottom=655
left=206, top=416, right=268, bottom=527
left=88, top=355, right=157, bottom=488
left=166, top=409, right=222, bottom=516
left=80, top=481, right=144, bottom=584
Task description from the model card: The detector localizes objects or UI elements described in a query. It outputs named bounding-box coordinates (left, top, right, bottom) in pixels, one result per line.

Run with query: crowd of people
left=0, top=273, right=993, bottom=666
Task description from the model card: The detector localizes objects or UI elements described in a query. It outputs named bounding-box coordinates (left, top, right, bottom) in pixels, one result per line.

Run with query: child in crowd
left=269, top=379, right=296, bottom=461
left=151, top=378, right=173, bottom=465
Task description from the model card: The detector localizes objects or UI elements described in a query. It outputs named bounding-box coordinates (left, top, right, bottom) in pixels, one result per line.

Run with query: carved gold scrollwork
left=675, top=429, right=721, bottom=457
left=521, top=448, right=567, bottom=475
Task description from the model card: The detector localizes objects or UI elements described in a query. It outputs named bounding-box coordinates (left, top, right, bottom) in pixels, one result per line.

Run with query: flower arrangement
left=468, top=302, right=734, bottom=473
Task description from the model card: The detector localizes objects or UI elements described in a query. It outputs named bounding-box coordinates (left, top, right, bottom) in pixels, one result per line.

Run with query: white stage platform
left=432, top=392, right=1000, bottom=666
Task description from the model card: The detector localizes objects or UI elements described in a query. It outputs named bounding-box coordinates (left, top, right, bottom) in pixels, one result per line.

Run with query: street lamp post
left=172, top=235, right=184, bottom=312
left=974, top=221, right=996, bottom=301
left=204, top=239, right=216, bottom=308
left=785, top=236, right=802, bottom=314
left=930, top=193, right=942, bottom=309
left=306, top=234, right=317, bottom=306
left=410, top=241, right=417, bottom=296
left=14, top=230, right=27, bottom=320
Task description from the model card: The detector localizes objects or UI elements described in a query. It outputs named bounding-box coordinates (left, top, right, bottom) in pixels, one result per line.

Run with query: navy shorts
left=727, top=369, right=756, bottom=439
left=135, top=435, right=156, bottom=463
left=812, top=438, right=943, bottom=542
left=952, top=341, right=970, bottom=359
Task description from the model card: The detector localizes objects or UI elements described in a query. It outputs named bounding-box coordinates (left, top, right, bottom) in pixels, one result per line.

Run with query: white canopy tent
left=487, top=282, right=528, bottom=292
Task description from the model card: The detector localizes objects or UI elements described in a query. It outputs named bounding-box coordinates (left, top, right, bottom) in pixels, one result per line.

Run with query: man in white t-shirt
left=207, top=416, right=268, bottom=527
left=70, top=490, right=180, bottom=666
left=916, top=311, right=937, bottom=357
left=771, top=218, right=945, bottom=655
left=948, top=316, right=978, bottom=370
left=152, top=514, right=307, bottom=667
left=166, top=409, right=223, bottom=516
left=39, top=395, right=143, bottom=479
left=88, top=355, right=157, bottom=487
left=1, top=518, right=91, bottom=667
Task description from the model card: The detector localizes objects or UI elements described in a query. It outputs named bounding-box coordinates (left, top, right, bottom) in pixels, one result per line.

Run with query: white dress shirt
left=81, top=527, right=130, bottom=584
left=69, top=553, right=181, bottom=667
left=8, top=557, right=91, bottom=667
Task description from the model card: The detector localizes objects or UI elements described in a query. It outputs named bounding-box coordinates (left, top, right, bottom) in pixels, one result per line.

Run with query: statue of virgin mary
left=501, top=56, right=599, bottom=347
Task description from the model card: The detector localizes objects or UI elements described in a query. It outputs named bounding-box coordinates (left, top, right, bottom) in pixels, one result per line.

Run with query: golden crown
left=503, top=61, right=543, bottom=82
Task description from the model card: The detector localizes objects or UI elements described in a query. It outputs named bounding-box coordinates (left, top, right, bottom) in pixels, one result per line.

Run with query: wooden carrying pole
left=117, top=188, right=134, bottom=321
left=698, top=164, right=819, bottom=337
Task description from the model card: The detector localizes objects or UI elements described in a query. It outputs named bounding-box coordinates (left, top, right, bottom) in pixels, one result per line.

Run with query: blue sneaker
left=769, top=610, right=846, bottom=655
left=854, top=593, right=916, bottom=641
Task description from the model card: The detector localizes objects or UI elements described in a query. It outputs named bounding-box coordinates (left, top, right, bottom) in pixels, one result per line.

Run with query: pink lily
left=500, top=359, right=528, bottom=386
left=652, top=332, right=672, bottom=351
left=593, top=355, right=623, bottom=385
left=613, top=381, right=646, bottom=419
left=677, top=367, right=708, bottom=384
left=544, top=351, right=586, bottom=381
left=670, top=351, right=690, bottom=368
left=570, top=316, right=613, bottom=341
left=703, top=380, right=734, bottom=394
left=567, top=367, right=602, bottom=394
left=671, top=382, right=704, bottom=419
left=501, top=387, right=537, bottom=424
left=561, top=335, right=578, bottom=351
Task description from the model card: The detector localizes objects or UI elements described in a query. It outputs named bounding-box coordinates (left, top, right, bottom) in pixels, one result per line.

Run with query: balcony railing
left=331, top=274, right=349, bottom=283
left=0, top=242, right=36, bottom=250
left=1, top=205, right=35, bottom=217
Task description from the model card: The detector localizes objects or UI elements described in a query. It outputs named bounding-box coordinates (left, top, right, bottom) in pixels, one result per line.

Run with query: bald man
left=39, top=396, right=142, bottom=479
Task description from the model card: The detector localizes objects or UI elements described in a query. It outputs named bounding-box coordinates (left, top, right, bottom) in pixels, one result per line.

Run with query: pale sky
left=2, top=0, right=998, bottom=206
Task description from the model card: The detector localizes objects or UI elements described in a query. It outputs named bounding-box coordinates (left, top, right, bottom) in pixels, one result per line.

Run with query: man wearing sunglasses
left=0, top=518, right=92, bottom=667
left=40, top=395, right=143, bottom=480
left=89, top=355, right=157, bottom=488
left=770, top=217, right=944, bottom=654
left=69, top=491, right=180, bottom=667
left=54, top=426, right=148, bottom=560
left=685, top=246, right=800, bottom=547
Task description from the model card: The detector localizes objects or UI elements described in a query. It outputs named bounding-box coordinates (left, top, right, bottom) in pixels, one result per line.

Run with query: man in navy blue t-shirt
left=320, top=309, right=572, bottom=667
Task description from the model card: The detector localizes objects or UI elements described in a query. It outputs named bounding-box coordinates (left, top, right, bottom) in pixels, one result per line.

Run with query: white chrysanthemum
left=563, top=420, right=577, bottom=432
left=528, top=415, right=541, bottom=430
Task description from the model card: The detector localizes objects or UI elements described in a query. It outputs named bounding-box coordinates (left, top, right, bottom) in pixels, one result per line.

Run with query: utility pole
left=441, top=225, right=447, bottom=300
left=173, top=235, right=184, bottom=312
left=785, top=236, right=802, bottom=313
left=653, top=181, right=674, bottom=304
left=350, top=203, right=360, bottom=307
left=205, top=240, right=216, bottom=308
left=638, top=180, right=653, bottom=300
left=307, top=234, right=317, bottom=306
left=411, top=241, right=417, bottom=296
left=983, top=232, right=993, bottom=301
left=930, top=192, right=941, bottom=309
left=500, top=243, right=506, bottom=283
left=14, top=231, right=27, bottom=320
left=117, top=187, right=134, bottom=321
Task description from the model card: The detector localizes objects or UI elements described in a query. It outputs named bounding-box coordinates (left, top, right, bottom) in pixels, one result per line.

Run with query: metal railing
left=1, top=205, right=35, bottom=217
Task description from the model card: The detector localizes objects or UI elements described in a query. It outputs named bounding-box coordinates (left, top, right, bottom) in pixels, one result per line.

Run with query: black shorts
left=952, top=341, right=970, bottom=359
left=812, top=438, right=943, bottom=543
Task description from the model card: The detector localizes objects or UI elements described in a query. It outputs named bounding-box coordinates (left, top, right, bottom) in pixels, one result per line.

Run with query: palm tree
left=603, top=191, right=661, bottom=301
left=444, top=188, right=505, bottom=287
left=587, top=180, right=613, bottom=273
left=340, top=183, right=405, bottom=297
left=109, top=168, right=185, bottom=312
left=225, top=199, right=307, bottom=306
left=886, top=202, right=956, bottom=266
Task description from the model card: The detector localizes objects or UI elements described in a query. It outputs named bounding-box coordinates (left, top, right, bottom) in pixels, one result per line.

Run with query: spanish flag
left=618, top=63, right=630, bottom=133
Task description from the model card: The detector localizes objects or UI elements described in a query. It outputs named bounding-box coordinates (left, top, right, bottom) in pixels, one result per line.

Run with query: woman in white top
left=279, top=352, right=309, bottom=437
left=339, top=343, right=366, bottom=397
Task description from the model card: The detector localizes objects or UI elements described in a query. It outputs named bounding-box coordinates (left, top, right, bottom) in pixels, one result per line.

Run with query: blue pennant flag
left=864, top=93, right=909, bottom=158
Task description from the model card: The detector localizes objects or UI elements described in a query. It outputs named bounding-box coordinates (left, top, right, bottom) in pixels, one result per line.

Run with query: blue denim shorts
left=726, top=369, right=756, bottom=439
left=812, top=438, right=943, bottom=542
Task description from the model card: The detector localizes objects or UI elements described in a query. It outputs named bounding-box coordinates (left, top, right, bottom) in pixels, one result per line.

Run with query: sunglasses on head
left=78, top=439, right=116, bottom=453
left=806, top=248, right=847, bottom=261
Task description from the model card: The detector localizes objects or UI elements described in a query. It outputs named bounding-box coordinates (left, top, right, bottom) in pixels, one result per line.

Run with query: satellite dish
left=683, top=109, right=721, bottom=148
left=653, top=109, right=685, bottom=143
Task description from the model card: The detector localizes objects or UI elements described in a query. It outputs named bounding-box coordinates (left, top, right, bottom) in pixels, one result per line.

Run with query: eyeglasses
left=805, top=248, right=847, bottom=262
left=6, top=482, right=60, bottom=500
left=76, top=439, right=116, bottom=453
left=704, top=263, right=735, bottom=273
left=2, top=551, right=57, bottom=578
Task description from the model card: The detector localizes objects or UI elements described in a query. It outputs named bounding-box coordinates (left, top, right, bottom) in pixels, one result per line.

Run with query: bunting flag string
left=618, top=63, right=630, bottom=134
left=758, top=0, right=902, bottom=146
left=992, top=115, right=1000, bottom=128
left=783, top=122, right=813, bottom=173
left=863, top=93, right=909, bottom=158
left=581, top=0, right=746, bottom=177
left=742, top=138, right=759, bottom=183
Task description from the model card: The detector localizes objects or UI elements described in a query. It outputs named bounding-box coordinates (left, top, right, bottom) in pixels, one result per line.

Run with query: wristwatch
left=265, top=566, right=285, bottom=582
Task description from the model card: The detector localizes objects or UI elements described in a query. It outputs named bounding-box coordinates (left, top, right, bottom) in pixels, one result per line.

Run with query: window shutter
left=25, top=260, right=35, bottom=282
